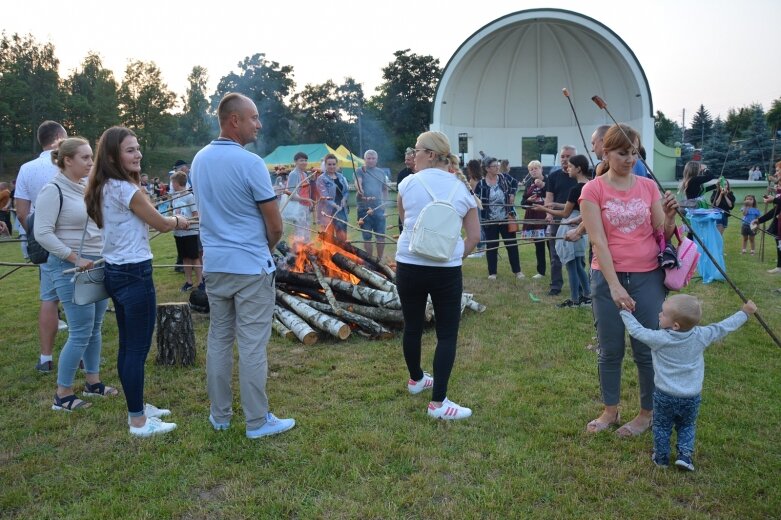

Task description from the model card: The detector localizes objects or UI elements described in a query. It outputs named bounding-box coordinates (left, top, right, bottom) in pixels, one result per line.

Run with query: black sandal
left=83, top=381, right=119, bottom=397
left=52, top=393, right=91, bottom=412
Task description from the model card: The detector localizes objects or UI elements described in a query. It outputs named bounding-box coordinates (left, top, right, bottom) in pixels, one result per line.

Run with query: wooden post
left=156, top=303, right=196, bottom=366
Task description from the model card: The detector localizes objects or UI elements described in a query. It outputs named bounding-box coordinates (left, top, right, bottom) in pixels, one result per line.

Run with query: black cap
left=174, top=160, right=188, bottom=168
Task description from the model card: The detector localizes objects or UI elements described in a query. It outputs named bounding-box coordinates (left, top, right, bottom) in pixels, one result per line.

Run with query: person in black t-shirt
left=396, top=148, right=416, bottom=233
left=544, top=146, right=578, bottom=295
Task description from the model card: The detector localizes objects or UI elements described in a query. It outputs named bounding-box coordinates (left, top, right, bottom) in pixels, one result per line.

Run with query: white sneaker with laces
left=246, top=412, right=296, bottom=439
left=768, top=267, right=781, bottom=274
left=427, top=398, right=472, bottom=420
left=129, top=416, right=177, bottom=437
left=487, top=274, right=497, bottom=280
left=516, top=272, right=525, bottom=279
left=407, top=372, right=434, bottom=394
left=532, top=273, right=544, bottom=279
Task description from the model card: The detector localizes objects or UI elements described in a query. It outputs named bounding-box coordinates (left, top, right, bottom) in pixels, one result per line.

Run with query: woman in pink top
left=580, top=124, right=678, bottom=437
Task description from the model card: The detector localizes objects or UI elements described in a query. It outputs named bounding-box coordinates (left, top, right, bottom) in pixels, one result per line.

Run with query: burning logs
left=272, top=239, right=485, bottom=344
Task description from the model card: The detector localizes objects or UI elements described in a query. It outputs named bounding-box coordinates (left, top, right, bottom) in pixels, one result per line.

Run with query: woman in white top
left=396, top=131, right=480, bottom=420
left=84, top=126, right=189, bottom=437
left=35, top=137, right=116, bottom=412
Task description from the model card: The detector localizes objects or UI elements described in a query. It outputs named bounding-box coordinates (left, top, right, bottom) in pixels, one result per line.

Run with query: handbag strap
left=76, top=214, right=90, bottom=262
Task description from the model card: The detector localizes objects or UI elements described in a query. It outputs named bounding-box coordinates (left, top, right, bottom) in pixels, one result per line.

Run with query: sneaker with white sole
left=487, top=274, right=497, bottom=280
left=407, top=372, right=434, bottom=394
left=427, top=398, right=472, bottom=420
left=129, top=416, right=177, bottom=437
left=58, top=319, right=68, bottom=332
left=246, top=412, right=296, bottom=439
left=515, top=272, right=525, bottom=279
left=674, top=454, right=695, bottom=471
left=532, top=273, right=544, bottom=279
left=126, top=403, right=172, bottom=425
left=768, top=267, right=781, bottom=274
left=209, top=414, right=230, bottom=431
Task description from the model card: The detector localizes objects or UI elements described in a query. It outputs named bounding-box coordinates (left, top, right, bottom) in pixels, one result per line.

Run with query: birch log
left=332, top=253, right=397, bottom=293
left=298, top=298, right=394, bottom=339
left=337, top=241, right=396, bottom=282
left=274, top=307, right=318, bottom=345
left=307, top=254, right=342, bottom=314
left=341, top=302, right=405, bottom=325
left=276, top=290, right=351, bottom=340
left=324, top=277, right=401, bottom=309
left=272, top=317, right=294, bottom=340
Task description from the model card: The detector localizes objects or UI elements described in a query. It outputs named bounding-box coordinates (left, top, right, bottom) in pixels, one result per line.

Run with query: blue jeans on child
left=653, top=389, right=701, bottom=460
left=41, top=255, right=108, bottom=388
left=104, top=260, right=156, bottom=417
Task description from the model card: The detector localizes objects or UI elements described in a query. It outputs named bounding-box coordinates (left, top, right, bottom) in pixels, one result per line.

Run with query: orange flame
left=290, top=238, right=361, bottom=285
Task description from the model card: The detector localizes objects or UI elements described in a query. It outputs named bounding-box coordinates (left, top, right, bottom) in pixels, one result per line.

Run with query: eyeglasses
left=413, top=148, right=432, bottom=154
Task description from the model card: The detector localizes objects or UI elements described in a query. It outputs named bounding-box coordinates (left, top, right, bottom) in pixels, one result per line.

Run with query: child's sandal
left=83, top=381, right=119, bottom=397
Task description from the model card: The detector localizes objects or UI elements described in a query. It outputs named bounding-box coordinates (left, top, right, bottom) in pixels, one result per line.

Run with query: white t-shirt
left=14, top=150, right=59, bottom=234
left=173, top=192, right=199, bottom=237
left=100, top=179, right=152, bottom=264
left=396, top=168, right=477, bottom=267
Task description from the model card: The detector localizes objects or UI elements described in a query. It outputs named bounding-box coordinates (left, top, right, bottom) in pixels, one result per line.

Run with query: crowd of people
left=2, top=103, right=776, bottom=473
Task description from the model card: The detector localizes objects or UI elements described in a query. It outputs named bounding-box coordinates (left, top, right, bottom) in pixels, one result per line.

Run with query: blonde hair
left=527, top=160, right=542, bottom=169
left=51, top=137, right=90, bottom=171
left=666, top=294, right=702, bottom=331
left=416, top=131, right=459, bottom=168
left=679, top=161, right=703, bottom=195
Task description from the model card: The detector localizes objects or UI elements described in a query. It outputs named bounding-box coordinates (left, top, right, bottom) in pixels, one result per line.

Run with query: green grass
left=1, top=217, right=780, bottom=519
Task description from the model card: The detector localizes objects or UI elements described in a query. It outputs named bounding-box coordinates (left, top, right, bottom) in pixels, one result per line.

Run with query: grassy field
left=0, top=213, right=779, bottom=519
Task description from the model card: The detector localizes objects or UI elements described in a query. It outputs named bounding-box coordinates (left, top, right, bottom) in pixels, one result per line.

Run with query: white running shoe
left=246, top=412, right=296, bottom=439
left=487, top=274, right=497, bottom=280
left=407, top=372, right=434, bottom=394
left=57, top=320, right=68, bottom=332
left=532, top=273, right=544, bottom=279
left=768, top=267, right=781, bottom=274
left=129, top=417, right=177, bottom=437
left=427, top=398, right=472, bottom=420
left=127, top=403, right=172, bottom=425
left=516, top=272, right=526, bottom=279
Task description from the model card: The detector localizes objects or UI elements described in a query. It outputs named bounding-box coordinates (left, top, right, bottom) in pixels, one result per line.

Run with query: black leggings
left=484, top=222, right=521, bottom=275
left=396, top=262, right=463, bottom=402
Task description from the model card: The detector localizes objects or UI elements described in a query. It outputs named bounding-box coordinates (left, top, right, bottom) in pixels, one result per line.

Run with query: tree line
left=655, top=100, right=781, bottom=177
left=0, top=32, right=441, bottom=171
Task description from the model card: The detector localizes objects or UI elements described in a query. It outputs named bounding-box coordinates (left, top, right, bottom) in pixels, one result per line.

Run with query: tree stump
left=156, top=303, right=196, bottom=366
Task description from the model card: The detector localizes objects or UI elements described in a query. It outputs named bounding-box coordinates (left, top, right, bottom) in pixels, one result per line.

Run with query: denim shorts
left=39, top=257, right=60, bottom=302
left=357, top=206, right=386, bottom=239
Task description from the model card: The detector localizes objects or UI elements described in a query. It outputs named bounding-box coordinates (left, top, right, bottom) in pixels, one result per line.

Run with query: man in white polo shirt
left=15, top=120, right=68, bottom=373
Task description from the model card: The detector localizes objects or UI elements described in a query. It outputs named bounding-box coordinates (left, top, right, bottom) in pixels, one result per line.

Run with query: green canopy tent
left=263, top=143, right=364, bottom=182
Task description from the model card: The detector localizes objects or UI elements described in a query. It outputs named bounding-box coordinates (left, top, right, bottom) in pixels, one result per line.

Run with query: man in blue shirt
left=191, top=93, right=295, bottom=439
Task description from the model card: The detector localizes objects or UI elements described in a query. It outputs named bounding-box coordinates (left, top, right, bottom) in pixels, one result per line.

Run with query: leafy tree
left=179, top=65, right=213, bottom=145
left=290, top=80, right=342, bottom=144
left=654, top=110, right=682, bottom=147
left=118, top=60, right=177, bottom=150
left=687, top=104, right=712, bottom=149
left=211, top=53, right=295, bottom=155
left=0, top=32, right=62, bottom=157
left=372, top=49, right=442, bottom=156
left=62, top=53, right=119, bottom=145
left=766, top=97, right=781, bottom=136
left=725, top=106, right=753, bottom=138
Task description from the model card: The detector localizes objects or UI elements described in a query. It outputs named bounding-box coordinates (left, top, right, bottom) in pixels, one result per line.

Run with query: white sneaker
left=532, top=273, right=544, bottom=279
left=768, top=267, right=781, bottom=274
left=246, top=412, right=296, bottom=439
left=129, top=416, right=177, bottom=437
left=515, top=272, right=525, bottom=279
left=407, top=372, right=434, bottom=394
left=127, top=403, right=172, bottom=425
left=57, top=320, right=68, bottom=331
left=487, top=274, right=497, bottom=280
left=427, top=398, right=472, bottom=420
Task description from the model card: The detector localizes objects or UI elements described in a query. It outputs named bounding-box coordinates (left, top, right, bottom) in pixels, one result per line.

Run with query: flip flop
left=586, top=414, right=620, bottom=433
left=615, top=419, right=652, bottom=438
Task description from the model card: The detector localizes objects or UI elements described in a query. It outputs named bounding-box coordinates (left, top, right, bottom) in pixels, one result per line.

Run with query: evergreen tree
left=766, top=97, right=781, bottom=136
left=737, top=105, right=771, bottom=173
left=725, top=106, right=753, bottom=138
left=702, top=118, right=737, bottom=176
left=687, top=104, right=713, bottom=149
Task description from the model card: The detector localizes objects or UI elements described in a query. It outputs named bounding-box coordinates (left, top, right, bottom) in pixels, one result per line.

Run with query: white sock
left=40, top=354, right=53, bottom=364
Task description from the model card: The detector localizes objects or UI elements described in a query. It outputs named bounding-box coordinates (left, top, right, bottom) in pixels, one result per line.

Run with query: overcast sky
left=3, top=0, right=778, bottom=125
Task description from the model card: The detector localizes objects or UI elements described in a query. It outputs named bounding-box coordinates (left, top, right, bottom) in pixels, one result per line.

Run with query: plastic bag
left=686, top=209, right=725, bottom=284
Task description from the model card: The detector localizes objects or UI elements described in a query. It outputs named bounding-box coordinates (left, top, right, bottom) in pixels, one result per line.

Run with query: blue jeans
left=565, top=258, right=589, bottom=302
left=653, top=389, right=701, bottom=459
left=104, top=260, right=156, bottom=417
left=42, top=255, right=108, bottom=388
